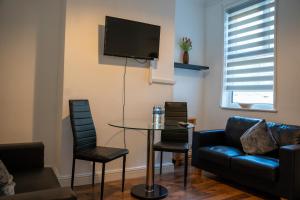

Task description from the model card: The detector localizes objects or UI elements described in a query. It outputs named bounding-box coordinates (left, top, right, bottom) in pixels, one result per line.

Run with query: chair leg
left=71, top=158, right=76, bottom=189
left=160, top=151, right=163, bottom=175
left=100, top=163, right=106, bottom=200
left=184, top=152, right=188, bottom=188
left=122, top=155, right=126, bottom=192
left=92, top=161, right=95, bottom=186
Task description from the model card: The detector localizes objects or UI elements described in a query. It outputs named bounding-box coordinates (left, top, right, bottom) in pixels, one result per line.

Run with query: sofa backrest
left=267, top=122, right=300, bottom=147
left=225, top=116, right=300, bottom=156
left=225, top=116, right=261, bottom=149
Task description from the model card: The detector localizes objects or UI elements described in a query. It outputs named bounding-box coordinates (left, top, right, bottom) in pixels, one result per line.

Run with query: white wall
left=58, top=0, right=176, bottom=185
left=3, top=0, right=299, bottom=187
left=202, top=0, right=300, bottom=129
left=173, top=0, right=206, bottom=130
left=0, top=0, right=66, bottom=166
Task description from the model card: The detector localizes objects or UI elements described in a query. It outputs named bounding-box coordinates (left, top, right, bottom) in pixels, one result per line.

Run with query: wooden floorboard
left=74, top=165, right=279, bottom=200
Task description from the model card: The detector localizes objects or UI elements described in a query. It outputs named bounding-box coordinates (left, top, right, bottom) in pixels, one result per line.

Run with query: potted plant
left=179, top=37, right=192, bottom=64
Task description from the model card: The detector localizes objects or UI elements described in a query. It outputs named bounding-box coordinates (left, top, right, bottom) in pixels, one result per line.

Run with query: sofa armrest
left=192, top=130, right=225, bottom=167
left=0, top=188, right=76, bottom=200
left=0, top=142, right=44, bottom=172
left=279, top=144, right=300, bottom=199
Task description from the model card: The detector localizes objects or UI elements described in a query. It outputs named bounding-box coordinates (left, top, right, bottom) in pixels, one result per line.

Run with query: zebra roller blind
left=224, top=0, right=276, bottom=91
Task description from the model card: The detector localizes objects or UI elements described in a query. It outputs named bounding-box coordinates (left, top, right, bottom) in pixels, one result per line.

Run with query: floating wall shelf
left=174, top=62, right=209, bottom=71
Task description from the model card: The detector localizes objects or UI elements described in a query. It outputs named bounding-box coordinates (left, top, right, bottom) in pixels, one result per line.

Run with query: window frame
left=220, top=0, right=278, bottom=112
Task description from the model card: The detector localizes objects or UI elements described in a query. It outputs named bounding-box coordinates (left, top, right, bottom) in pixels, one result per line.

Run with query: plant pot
left=183, top=51, right=189, bottom=64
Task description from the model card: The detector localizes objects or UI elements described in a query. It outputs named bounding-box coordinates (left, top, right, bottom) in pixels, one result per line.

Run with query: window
left=222, top=0, right=276, bottom=111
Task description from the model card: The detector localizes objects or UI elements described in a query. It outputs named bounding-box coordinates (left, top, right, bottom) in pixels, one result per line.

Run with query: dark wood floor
left=74, top=165, right=278, bottom=200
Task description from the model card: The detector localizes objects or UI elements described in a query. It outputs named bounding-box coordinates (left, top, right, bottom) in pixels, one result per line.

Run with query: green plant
left=179, top=37, right=192, bottom=52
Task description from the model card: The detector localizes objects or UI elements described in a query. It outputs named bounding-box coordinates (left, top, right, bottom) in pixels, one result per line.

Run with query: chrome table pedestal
left=130, top=129, right=168, bottom=199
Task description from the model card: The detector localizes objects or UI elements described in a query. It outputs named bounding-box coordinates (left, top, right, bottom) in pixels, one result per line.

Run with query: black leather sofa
left=0, top=142, right=76, bottom=200
left=192, top=116, right=300, bottom=200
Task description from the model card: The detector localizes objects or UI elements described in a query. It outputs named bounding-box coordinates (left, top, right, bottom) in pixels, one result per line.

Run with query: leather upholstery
left=192, top=116, right=300, bottom=199
left=154, top=102, right=189, bottom=186
left=231, top=155, right=279, bottom=182
left=267, top=122, right=300, bottom=146
left=225, top=116, right=261, bottom=149
left=69, top=100, right=97, bottom=152
left=161, top=102, right=188, bottom=143
left=197, top=146, right=244, bottom=167
left=153, top=142, right=189, bottom=153
left=0, top=143, right=76, bottom=200
left=194, top=130, right=226, bottom=147
left=0, top=188, right=77, bottom=200
left=69, top=100, right=128, bottom=163
left=279, top=144, right=300, bottom=199
left=0, top=142, right=44, bottom=172
left=69, top=100, right=127, bottom=199
left=12, top=168, right=60, bottom=194
left=192, top=130, right=226, bottom=167
left=76, top=146, right=129, bottom=162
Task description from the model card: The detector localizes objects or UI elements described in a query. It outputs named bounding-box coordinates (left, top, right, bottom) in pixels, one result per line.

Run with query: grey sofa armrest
left=0, top=188, right=76, bottom=200
left=279, top=144, right=300, bottom=199
left=0, top=142, right=44, bottom=172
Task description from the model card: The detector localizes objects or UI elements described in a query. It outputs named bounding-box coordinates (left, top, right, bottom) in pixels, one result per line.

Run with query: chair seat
left=231, top=155, right=279, bottom=182
left=76, top=146, right=128, bottom=162
left=153, top=142, right=189, bottom=153
left=197, top=145, right=244, bottom=167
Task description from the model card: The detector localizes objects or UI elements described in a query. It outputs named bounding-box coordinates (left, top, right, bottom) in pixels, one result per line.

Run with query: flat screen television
left=104, top=16, right=161, bottom=60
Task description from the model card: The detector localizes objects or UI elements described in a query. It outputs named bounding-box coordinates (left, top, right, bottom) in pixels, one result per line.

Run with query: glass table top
left=108, top=119, right=194, bottom=131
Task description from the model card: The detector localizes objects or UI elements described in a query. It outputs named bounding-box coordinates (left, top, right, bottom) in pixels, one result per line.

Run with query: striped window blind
left=224, top=0, right=276, bottom=92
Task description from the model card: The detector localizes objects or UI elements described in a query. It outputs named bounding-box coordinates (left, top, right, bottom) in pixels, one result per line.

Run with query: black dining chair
left=153, top=102, right=189, bottom=187
left=69, top=100, right=128, bottom=200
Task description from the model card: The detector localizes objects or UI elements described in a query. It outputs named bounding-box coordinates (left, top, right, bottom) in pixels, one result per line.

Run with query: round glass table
left=108, top=119, right=194, bottom=200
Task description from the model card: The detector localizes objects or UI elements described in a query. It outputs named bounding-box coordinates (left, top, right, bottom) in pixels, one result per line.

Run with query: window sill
left=220, top=106, right=277, bottom=113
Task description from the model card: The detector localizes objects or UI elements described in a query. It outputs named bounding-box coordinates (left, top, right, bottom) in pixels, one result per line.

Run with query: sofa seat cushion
left=198, top=146, right=244, bottom=167
left=231, top=155, right=279, bottom=182
left=12, top=168, right=60, bottom=194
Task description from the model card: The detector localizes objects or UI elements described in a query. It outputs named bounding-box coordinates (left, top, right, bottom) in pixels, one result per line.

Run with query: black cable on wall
left=122, top=57, right=148, bottom=148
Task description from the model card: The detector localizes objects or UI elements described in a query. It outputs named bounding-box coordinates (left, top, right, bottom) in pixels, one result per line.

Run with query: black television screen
left=104, top=16, right=160, bottom=60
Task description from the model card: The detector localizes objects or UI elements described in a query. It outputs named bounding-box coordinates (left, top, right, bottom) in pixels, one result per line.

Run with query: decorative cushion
left=240, top=120, right=278, bottom=154
left=0, top=160, right=15, bottom=196
left=225, top=116, right=262, bottom=149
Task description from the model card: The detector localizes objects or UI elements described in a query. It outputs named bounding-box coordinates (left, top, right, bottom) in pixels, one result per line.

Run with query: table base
left=131, top=184, right=168, bottom=200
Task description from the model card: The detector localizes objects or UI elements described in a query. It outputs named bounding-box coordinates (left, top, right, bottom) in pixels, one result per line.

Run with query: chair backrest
left=161, top=102, right=188, bottom=143
left=69, top=100, right=97, bottom=152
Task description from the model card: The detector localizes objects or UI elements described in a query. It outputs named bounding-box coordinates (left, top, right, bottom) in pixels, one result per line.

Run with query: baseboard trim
left=57, top=162, right=174, bottom=187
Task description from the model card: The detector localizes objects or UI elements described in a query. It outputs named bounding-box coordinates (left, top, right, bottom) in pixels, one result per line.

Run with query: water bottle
left=152, top=105, right=165, bottom=124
